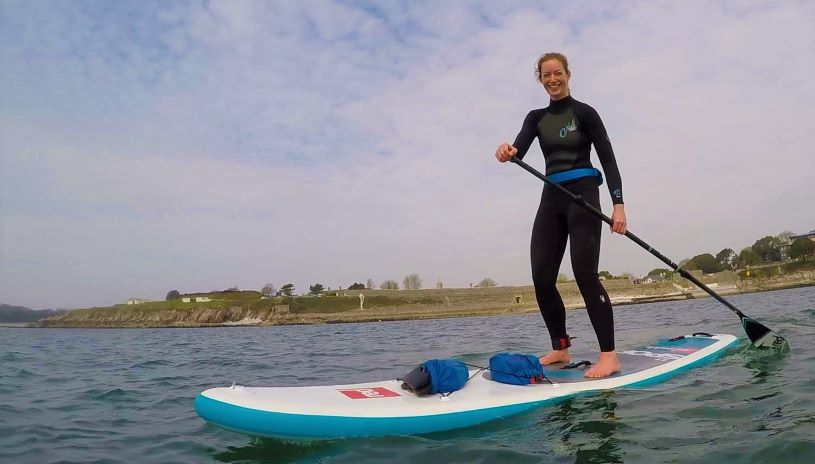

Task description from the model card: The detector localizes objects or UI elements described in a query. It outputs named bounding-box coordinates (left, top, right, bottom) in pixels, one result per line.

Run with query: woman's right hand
left=495, top=143, right=517, bottom=163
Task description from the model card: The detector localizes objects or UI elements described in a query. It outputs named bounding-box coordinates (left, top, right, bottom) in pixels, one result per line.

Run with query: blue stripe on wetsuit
left=548, top=167, right=603, bottom=186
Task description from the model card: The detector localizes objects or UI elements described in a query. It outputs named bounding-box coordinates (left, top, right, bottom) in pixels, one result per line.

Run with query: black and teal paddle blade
left=742, top=316, right=789, bottom=351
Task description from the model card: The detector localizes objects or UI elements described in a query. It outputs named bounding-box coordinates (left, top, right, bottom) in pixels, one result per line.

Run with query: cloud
left=1, top=0, right=814, bottom=308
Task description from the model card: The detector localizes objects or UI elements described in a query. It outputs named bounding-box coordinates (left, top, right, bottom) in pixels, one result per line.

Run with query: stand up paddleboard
left=195, top=333, right=737, bottom=440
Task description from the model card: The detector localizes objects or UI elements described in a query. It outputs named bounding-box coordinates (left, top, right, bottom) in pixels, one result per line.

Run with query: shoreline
left=21, top=278, right=814, bottom=329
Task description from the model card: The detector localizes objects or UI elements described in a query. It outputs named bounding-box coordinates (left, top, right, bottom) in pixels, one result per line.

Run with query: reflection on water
left=743, top=349, right=790, bottom=383
left=212, top=436, right=335, bottom=464
left=545, top=392, right=623, bottom=464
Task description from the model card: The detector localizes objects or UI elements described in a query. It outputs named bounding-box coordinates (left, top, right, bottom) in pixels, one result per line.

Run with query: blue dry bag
left=400, top=359, right=469, bottom=395
left=488, top=353, right=545, bottom=385
left=424, top=359, right=469, bottom=394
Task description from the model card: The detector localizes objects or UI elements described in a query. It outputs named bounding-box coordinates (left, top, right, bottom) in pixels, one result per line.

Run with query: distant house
left=273, top=305, right=290, bottom=314
left=181, top=297, right=212, bottom=303
left=783, top=229, right=815, bottom=260
left=640, top=274, right=668, bottom=284
left=791, top=229, right=815, bottom=242
left=126, top=298, right=147, bottom=305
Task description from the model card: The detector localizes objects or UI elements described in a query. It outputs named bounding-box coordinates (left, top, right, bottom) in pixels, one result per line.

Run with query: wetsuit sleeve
left=583, top=106, right=624, bottom=204
left=511, top=111, right=539, bottom=160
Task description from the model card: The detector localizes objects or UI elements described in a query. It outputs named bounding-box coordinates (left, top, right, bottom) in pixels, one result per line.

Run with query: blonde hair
left=535, top=52, right=570, bottom=82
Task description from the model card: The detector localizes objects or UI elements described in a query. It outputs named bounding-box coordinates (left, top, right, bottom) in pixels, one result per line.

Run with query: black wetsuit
left=512, top=95, right=623, bottom=352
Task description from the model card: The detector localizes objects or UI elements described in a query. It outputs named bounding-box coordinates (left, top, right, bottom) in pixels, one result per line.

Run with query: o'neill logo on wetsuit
left=559, top=118, right=577, bottom=138
left=338, top=387, right=401, bottom=399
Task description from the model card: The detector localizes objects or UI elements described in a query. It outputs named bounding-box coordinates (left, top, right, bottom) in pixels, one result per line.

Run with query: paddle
left=510, top=156, right=789, bottom=351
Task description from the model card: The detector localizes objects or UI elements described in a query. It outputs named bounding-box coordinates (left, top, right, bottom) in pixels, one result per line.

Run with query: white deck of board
left=200, top=334, right=737, bottom=418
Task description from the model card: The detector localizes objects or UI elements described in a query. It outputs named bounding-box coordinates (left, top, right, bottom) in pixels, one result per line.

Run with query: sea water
left=1, top=286, right=813, bottom=463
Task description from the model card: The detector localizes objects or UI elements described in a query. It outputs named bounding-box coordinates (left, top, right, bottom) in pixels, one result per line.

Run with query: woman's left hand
left=610, top=204, right=627, bottom=234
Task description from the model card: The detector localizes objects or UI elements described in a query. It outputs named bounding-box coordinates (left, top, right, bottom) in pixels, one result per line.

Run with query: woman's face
left=539, top=59, right=570, bottom=100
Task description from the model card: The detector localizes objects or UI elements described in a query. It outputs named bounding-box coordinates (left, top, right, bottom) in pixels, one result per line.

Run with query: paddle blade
left=742, top=316, right=789, bottom=351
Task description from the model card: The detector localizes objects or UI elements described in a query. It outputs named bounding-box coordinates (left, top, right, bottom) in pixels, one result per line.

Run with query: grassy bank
left=31, top=269, right=815, bottom=328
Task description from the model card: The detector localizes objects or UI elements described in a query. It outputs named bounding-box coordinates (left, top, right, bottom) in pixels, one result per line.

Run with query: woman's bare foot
left=585, top=351, right=620, bottom=378
left=538, top=349, right=570, bottom=365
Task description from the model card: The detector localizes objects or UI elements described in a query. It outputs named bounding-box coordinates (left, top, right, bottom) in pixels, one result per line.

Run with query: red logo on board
left=338, top=387, right=401, bottom=399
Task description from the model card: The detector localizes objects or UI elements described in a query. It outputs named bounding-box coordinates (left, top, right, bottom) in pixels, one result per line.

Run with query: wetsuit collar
left=549, top=94, right=574, bottom=110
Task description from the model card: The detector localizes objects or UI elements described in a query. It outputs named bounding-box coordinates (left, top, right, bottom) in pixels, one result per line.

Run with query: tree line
left=165, top=274, right=507, bottom=301
left=647, top=230, right=814, bottom=277
left=164, top=230, right=814, bottom=301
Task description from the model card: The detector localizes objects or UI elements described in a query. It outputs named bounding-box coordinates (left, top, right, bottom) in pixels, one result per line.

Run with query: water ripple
left=0, top=286, right=813, bottom=463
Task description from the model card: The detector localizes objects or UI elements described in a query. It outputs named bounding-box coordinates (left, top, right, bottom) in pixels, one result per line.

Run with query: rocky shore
left=31, top=273, right=815, bottom=328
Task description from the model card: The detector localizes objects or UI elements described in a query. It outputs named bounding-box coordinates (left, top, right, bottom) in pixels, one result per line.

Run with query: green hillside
left=0, top=304, right=69, bottom=323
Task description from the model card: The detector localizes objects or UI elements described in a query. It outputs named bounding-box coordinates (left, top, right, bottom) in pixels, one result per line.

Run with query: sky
left=1, top=0, right=814, bottom=309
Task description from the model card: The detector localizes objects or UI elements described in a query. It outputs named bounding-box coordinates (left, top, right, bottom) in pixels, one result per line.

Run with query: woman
left=495, top=52, right=627, bottom=378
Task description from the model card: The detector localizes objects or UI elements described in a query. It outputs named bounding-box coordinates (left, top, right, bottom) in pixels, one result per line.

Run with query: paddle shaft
left=510, top=157, right=748, bottom=320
